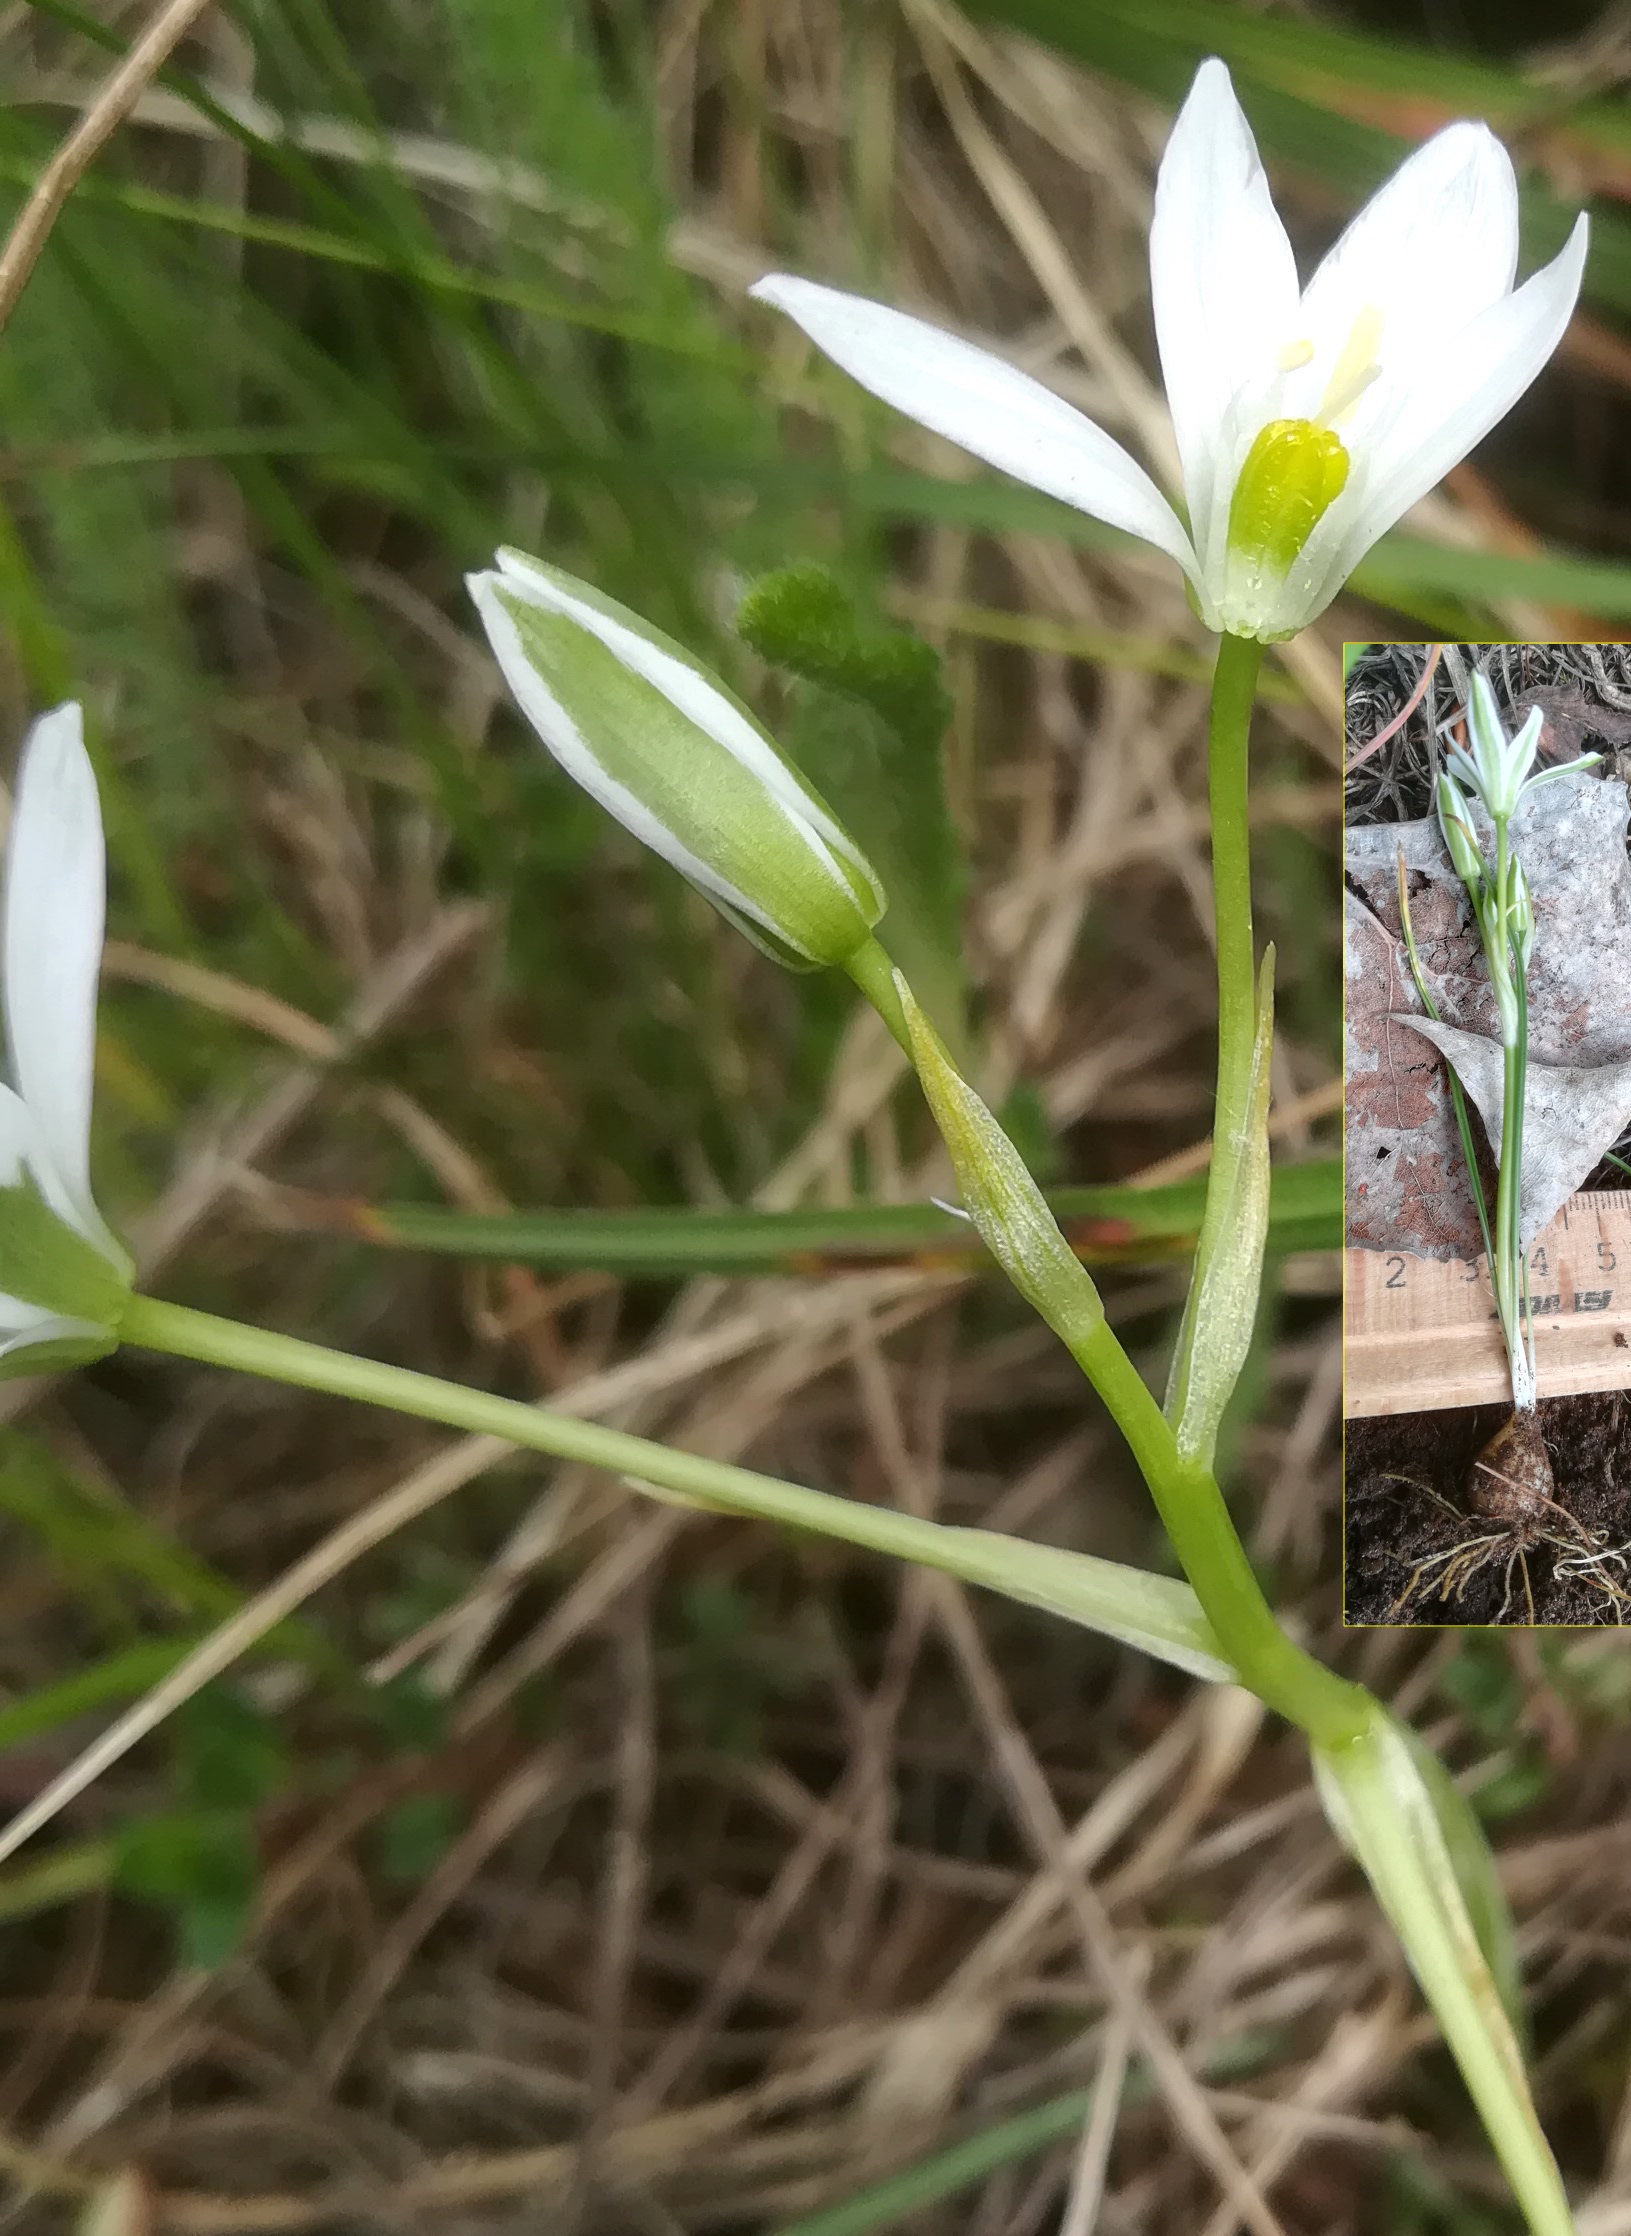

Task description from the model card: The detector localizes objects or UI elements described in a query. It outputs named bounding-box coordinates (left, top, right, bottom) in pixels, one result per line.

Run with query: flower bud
left=468, top=550, right=885, bottom=968
left=1509, top=856, right=1535, bottom=972
left=1435, top=772, right=1485, bottom=897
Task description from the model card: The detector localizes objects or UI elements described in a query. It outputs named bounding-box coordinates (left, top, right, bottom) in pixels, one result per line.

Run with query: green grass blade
left=1395, top=855, right=1494, bottom=1272
left=0, top=1638, right=209, bottom=1755
left=771, top=2033, right=1278, bottom=2236
left=0, top=1838, right=116, bottom=1926
left=284, top=1159, right=1338, bottom=1275
left=771, top=2089, right=1101, bottom=2236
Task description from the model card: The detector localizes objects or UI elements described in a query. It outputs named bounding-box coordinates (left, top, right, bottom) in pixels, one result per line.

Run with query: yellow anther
left=1316, top=303, right=1384, bottom=426
left=1276, top=337, right=1316, bottom=373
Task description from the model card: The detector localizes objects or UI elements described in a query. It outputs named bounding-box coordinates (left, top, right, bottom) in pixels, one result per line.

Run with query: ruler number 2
left=1384, top=1256, right=1406, bottom=1290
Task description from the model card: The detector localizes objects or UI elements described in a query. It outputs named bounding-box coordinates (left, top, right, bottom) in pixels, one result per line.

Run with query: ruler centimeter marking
left=1344, top=1190, right=1631, bottom=1419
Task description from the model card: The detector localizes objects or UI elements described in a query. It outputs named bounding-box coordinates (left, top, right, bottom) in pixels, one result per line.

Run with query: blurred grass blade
left=0, top=1640, right=206, bottom=1765
left=0, top=1435, right=346, bottom=1681
left=282, top=1158, right=1339, bottom=1275
left=772, top=2086, right=1104, bottom=2236
left=0, top=1836, right=116, bottom=1927
left=771, top=2033, right=1276, bottom=2236
left=76, top=2171, right=153, bottom=2236
left=0, top=155, right=734, bottom=363
left=960, top=0, right=1620, bottom=268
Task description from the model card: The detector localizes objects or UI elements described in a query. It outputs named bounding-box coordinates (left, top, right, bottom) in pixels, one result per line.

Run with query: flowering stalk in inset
left=1434, top=674, right=1599, bottom=1408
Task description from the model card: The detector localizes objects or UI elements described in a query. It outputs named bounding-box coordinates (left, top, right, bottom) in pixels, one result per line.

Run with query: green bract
left=896, top=974, right=1104, bottom=1354
left=0, top=1178, right=128, bottom=1323
left=468, top=549, right=886, bottom=969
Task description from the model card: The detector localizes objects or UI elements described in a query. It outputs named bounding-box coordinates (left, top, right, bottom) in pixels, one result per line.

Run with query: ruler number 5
left=1600, top=1239, right=1618, bottom=1273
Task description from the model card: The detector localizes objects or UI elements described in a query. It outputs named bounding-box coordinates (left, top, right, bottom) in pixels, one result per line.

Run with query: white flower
left=468, top=548, right=886, bottom=967
left=1442, top=670, right=1596, bottom=823
left=0, top=703, right=130, bottom=1367
left=751, top=60, right=1588, bottom=643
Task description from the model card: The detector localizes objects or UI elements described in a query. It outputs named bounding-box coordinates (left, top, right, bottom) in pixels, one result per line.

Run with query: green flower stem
left=1158, top=631, right=1275, bottom=1461
left=1501, top=927, right=1532, bottom=1404
left=1488, top=816, right=1533, bottom=1408
left=1069, top=1315, right=1368, bottom=1745
left=114, top=1293, right=1227, bottom=1682
left=1109, top=627, right=1367, bottom=1739
left=1512, top=952, right=1532, bottom=1374
left=844, top=933, right=912, bottom=1055
left=1494, top=817, right=1517, bottom=1341
left=847, top=642, right=1365, bottom=1743
left=1204, top=630, right=1268, bottom=1231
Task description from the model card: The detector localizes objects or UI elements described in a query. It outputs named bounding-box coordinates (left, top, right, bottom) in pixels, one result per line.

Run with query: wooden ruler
left=1344, top=1189, right=1631, bottom=1418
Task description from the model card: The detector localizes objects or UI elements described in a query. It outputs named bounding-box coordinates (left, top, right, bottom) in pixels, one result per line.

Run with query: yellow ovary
left=1225, top=419, right=1351, bottom=578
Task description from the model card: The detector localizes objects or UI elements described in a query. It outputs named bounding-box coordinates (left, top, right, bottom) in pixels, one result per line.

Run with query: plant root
left=1380, top=1440, right=1631, bottom=1624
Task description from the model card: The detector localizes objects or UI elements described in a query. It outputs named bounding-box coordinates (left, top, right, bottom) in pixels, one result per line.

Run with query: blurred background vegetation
left=3, top=1, right=1631, bottom=2229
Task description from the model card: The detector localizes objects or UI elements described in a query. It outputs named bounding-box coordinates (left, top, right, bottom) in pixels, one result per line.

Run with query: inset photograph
left=1345, top=644, right=1631, bottom=1625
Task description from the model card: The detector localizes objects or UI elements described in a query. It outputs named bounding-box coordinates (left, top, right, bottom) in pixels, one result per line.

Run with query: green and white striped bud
left=1509, top=855, right=1535, bottom=972
left=468, top=549, right=886, bottom=968
left=1434, top=771, right=1486, bottom=899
